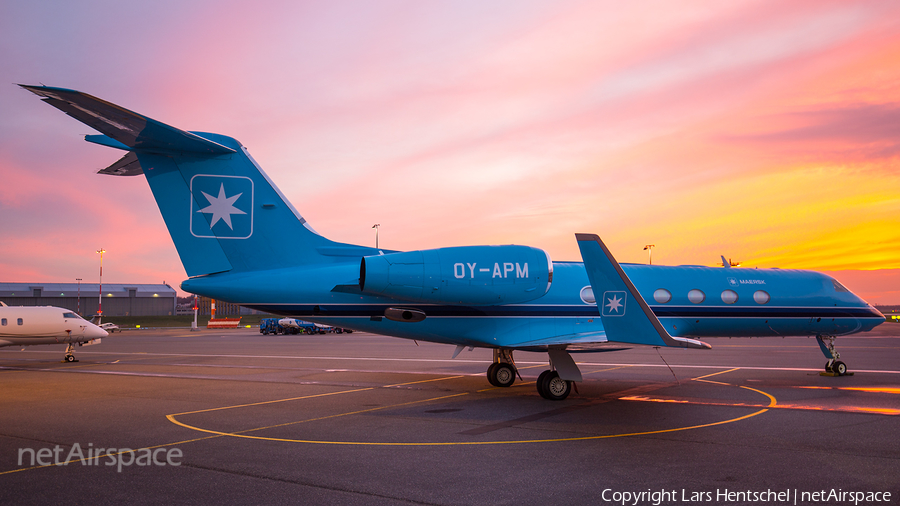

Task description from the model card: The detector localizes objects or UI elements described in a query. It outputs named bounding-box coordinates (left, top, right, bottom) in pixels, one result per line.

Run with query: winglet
left=575, top=234, right=710, bottom=350
left=19, top=84, right=235, bottom=156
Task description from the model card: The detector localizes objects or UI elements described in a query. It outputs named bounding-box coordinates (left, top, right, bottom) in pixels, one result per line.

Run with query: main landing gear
left=536, top=370, right=571, bottom=400
left=63, top=343, right=78, bottom=363
left=483, top=348, right=579, bottom=400
left=816, top=334, right=848, bottom=376
left=486, top=349, right=518, bottom=387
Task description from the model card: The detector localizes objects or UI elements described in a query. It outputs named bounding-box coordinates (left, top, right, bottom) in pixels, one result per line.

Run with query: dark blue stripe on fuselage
left=245, top=303, right=883, bottom=320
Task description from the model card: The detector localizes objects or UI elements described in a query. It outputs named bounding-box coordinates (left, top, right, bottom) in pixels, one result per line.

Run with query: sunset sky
left=2, top=1, right=899, bottom=303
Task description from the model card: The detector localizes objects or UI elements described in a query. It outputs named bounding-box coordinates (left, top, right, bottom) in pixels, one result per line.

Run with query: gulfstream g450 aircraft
left=22, top=85, right=885, bottom=399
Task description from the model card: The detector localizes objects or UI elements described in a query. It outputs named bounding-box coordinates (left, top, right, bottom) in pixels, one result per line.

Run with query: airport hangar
left=0, top=282, right=176, bottom=316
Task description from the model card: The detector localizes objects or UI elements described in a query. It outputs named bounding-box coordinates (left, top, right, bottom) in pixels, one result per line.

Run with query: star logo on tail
left=197, top=183, right=246, bottom=229
left=190, top=175, right=254, bottom=239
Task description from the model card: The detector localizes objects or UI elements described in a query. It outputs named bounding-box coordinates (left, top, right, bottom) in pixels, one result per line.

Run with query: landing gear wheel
left=490, top=363, right=515, bottom=387
left=833, top=361, right=847, bottom=376
left=539, top=371, right=571, bottom=400
left=536, top=370, right=552, bottom=399
left=486, top=363, right=499, bottom=386
left=64, top=355, right=76, bottom=363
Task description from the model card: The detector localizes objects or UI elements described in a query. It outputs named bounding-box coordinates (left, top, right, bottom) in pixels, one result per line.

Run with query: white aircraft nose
left=87, top=325, right=109, bottom=339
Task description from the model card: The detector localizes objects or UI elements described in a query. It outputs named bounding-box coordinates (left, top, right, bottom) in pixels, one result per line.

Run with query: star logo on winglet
left=601, top=291, right=627, bottom=317
left=606, top=294, right=623, bottom=313
left=197, top=183, right=246, bottom=230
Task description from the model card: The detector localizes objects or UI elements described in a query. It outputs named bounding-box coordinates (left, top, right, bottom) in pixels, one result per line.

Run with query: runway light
left=136, top=325, right=140, bottom=328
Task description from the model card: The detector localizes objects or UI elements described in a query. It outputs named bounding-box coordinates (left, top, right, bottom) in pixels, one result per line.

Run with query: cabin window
left=653, top=289, right=671, bottom=304
left=753, top=290, right=770, bottom=305
left=721, top=290, right=738, bottom=304
left=1, top=318, right=6, bottom=326
left=579, top=286, right=596, bottom=304
left=688, top=289, right=705, bottom=304
left=17, top=318, right=23, bottom=325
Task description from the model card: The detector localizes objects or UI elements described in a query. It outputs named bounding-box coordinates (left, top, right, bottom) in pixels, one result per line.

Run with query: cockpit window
left=832, top=279, right=849, bottom=292
left=63, top=312, right=80, bottom=319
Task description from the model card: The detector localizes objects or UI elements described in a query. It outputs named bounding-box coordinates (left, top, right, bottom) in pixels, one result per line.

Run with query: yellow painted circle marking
left=166, top=368, right=776, bottom=446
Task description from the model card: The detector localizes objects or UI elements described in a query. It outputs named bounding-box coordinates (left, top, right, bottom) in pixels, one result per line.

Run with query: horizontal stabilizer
left=576, top=233, right=711, bottom=350
left=98, top=151, right=143, bottom=176
left=19, top=85, right=235, bottom=156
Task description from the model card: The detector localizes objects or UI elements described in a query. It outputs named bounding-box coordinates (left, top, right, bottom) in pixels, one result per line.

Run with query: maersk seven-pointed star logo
left=601, top=291, right=627, bottom=317
left=190, top=175, right=253, bottom=239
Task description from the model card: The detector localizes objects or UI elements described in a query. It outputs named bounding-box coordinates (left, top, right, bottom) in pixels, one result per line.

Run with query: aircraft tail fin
left=22, top=85, right=372, bottom=277
left=576, top=233, right=710, bottom=350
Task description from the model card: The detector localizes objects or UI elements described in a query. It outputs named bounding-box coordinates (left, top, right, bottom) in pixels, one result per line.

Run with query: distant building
left=195, top=296, right=261, bottom=316
left=0, top=283, right=176, bottom=316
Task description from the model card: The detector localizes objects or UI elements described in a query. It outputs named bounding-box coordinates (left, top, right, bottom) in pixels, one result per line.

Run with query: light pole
left=76, top=278, right=82, bottom=315
left=643, top=244, right=655, bottom=265
left=372, top=224, right=380, bottom=249
left=97, top=248, right=105, bottom=324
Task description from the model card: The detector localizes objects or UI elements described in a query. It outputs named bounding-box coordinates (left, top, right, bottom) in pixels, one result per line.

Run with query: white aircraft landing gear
left=816, top=334, right=848, bottom=376
left=63, top=343, right=78, bottom=363
left=486, top=349, right=518, bottom=387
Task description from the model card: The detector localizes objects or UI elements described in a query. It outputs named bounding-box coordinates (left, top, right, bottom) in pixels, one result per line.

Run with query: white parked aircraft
left=0, top=302, right=108, bottom=362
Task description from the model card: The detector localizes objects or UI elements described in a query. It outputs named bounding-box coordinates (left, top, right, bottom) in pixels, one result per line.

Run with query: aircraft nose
left=88, top=325, right=109, bottom=338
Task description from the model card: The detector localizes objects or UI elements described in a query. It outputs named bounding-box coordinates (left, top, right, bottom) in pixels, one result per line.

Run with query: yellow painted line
left=166, top=372, right=777, bottom=446
left=738, top=385, right=777, bottom=408
left=384, top=375, right=465, bottom=387
left=516, top=364, right=547, bottom=370
left=692, top=368, right=741, bottom=381
left=583, top=365, right=631, bottom=375
left=170, top=387, right=377, bottom=417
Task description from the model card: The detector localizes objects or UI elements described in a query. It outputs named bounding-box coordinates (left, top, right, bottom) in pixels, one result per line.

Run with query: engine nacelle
left=360, top=245, right=552, bottom=305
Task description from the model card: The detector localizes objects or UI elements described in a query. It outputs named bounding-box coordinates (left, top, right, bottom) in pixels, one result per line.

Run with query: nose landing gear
left=62, top=343, right=79, bottom=363
left=817, top=335, right=851, bottom=376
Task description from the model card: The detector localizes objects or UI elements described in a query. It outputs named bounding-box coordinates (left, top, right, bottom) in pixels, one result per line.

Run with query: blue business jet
left=22, top=85, right=885, bottom=400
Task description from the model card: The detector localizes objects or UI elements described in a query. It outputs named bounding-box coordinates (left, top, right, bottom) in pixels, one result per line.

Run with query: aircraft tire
left=493, top=363, right=515, bottom=387
left=833, top=361, right=847, bottom=376
left=536, top=370, right=552, bottom=399
left=65, top=355, right=75, bottom=362
left=486, top=363, right=499, bottom=387
left=541, top=371, right=571, bottom=401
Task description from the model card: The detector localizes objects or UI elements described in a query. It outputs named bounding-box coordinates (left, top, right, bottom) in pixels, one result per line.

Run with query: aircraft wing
left=19, top=85, right=235, bottom=156
left=506, top=330, right=616, bottom=352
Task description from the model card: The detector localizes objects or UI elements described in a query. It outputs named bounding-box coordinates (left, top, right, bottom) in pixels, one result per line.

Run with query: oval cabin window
left=580, top=286, right=596, bottom=304
left=687, top=289, right=705, bottom=304
left=653, top=289, right=672, bottom=304
left=721, top=290, right=738, bottom=304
